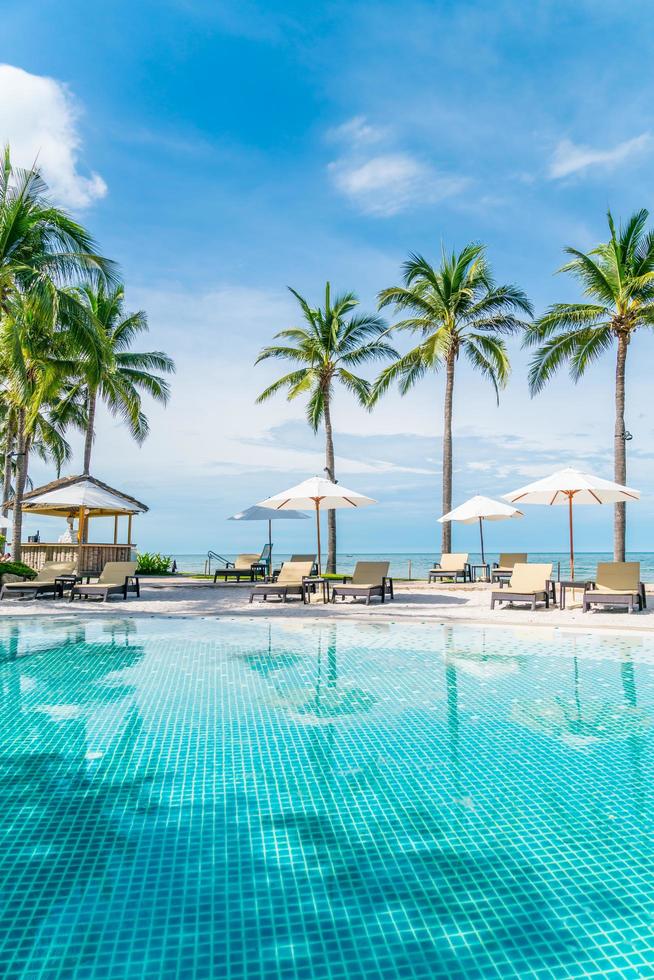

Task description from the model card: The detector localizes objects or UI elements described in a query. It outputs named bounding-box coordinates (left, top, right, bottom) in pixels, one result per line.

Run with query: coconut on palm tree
left=255, top=283, right=396, bottom=573
left=371, top=244, right=532, bottom=553
left=62, top=282, right=174, bottom=473
left=525, top=210, right=654, bottom=561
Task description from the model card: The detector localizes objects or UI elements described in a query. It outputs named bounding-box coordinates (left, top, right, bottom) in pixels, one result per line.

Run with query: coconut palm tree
left=372, top=245, right=532, bottom=553
left=255, top=283, right=396, bottom=573
left=0, top=294, right=75, bottom=560
left=61, top=282, right=174, bottom=473
left=525, top=210, right=654, bottom=561
left=0, top=146, right=114, bottom=318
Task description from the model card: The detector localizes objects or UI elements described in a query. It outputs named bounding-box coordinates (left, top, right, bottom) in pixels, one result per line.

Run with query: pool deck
left=0, top=575, right=653, bottom=633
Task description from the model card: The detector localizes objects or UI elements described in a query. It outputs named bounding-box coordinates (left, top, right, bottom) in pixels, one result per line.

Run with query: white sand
left=0, top=576, right=652, bottom=634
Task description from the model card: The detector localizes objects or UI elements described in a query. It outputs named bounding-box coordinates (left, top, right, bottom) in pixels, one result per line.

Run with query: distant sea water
left=171, top=552, right=654, bottom=582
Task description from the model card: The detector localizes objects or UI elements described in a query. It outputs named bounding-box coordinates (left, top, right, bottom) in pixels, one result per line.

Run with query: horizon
left=2, top=1, right=653, bottom=555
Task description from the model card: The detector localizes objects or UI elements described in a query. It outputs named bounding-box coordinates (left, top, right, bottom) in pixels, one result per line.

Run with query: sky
left=1, top=0, right=654, bottom=556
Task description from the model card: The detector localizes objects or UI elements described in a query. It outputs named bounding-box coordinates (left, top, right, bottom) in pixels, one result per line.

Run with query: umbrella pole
left=314, top=499, right=322, bottom=577
left=268, top=519, right=272, bottom=577
left=478, top=517, right=485, bottom=566
left=568, top=492, right=575, bottom=579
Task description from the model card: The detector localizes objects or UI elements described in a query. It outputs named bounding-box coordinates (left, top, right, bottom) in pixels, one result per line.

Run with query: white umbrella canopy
left=227, top=505, right=309, bottom=570
left=503, top=467, right=640, bottom=577
left=257, top=476, right=376, bottom=575
left=438, top=494, right=523, bottom=564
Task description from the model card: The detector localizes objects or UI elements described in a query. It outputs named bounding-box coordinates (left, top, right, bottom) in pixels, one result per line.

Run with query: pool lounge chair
left=428, top=554, right=469, bottom=583
left=491, top=553, right=528, bottom=585
left=272, top=554, right=318, bottom=580
left=250, top=561, right=315, bottom=603
left=583, top=562, right=646, bottom=614
left=0, top=560, right=77, bottom=600
left=490, top=563, right=553, bottom=611
left=69, top=562, right=139, bottom=602
left=213, top=553, right=265, bottom=583
left=331, top=562, right=393, bottom=605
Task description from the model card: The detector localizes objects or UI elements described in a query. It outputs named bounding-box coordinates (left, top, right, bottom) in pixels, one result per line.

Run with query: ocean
left=170, top=552, right=654, bottom=581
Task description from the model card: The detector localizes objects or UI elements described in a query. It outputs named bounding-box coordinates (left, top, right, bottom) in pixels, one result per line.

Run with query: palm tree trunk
left=2, top=412, right=15, bottom=517
left=323, top=390, right=337, bottom=573
left=614, top=331, right=629, bottom=562
left=11, top=410, right=28, bottom=563
left=441, top=353, right=455, bottom=554
left=83, top=389, right=97, bottom=474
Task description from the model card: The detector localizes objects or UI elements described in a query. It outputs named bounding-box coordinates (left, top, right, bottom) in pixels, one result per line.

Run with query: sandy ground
left=0, top=576, right=652, bottom=633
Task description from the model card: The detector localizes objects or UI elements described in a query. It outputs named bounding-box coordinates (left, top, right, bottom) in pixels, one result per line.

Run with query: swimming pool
left=0, top=616, right=652, bottom=978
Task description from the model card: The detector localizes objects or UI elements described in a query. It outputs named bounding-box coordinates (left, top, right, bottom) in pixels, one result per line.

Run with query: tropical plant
left=136, top=552, right=172, bottom=574
left=525, top=210, right=654, bottom=561
left=372, top=244, right=532, bottom=552
left=0, top=146, right=114, bottom=316
left=255, top=283, right=396, bottom=572
left=61, top=282, right=175, bottom=472
left=0, top=560, right=37, bottom=580
left=0, top=292, right=75, bottom=560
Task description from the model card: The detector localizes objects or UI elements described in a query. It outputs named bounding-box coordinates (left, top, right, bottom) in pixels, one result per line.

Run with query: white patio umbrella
left=256, top=476, right=376, bottom=576
left=438, top=495, right=523, bottom=565
left=227, top=504, right=309, bottom=571
left=503, top=467, right=640, bottom=578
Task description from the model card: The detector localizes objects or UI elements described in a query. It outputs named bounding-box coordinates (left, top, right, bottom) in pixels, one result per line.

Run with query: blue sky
left=1, top=0, right=654, bottom=555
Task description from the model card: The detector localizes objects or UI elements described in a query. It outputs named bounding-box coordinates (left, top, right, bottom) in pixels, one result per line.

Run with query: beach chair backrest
left=498, top=553, right=527, bottom=569
left=509, top=563, right=552, bottom=592
left=276, top=561, right=314, bottom=585
left=289, top=554, right=317, bottom=564
left=351, top=561, right=390, bottom=586
left=440, top=553, right=468, bottom=571
left=236, top=554, right=261, bottom=568
left=98, top=561, right=138, bottom=584
left=259, top=543, right=272, bottom=563
left=596, top=561, right=640, bottom=592
left=35, top=560, right=76, bottom=582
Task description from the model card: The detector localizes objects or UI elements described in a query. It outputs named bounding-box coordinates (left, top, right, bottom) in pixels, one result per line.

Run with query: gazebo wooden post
left=77, top=506, right=85, bottom=574
left=113, top=515, right=118, bottom=545
left=127, top=514, right=132, bottom=546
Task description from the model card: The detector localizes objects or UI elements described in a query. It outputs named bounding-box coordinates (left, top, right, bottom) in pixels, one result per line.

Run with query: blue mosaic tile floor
left=0, top=616, right=653, bottom=978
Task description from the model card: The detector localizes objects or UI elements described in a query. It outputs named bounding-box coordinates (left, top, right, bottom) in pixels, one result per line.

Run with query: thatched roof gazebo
left=5, top=475, right=148, bottom=575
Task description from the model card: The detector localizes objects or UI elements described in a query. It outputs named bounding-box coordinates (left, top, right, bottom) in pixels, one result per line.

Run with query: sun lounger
left=490, top=563, right=554, bottom=610
left=273, top=554, right=318, bottom=580
left=428, top=553, right=469, bottom=583
left=582, top=562, right=646, bottom=613
left=331, top=562, right=393, bottom=604
left=0, top=560, right=77, bottom=600
left=491, top=553, right=528, bottom=585
left=213, top=554, right=265, bottom=583
left=69, top=562, right=139, bottom=602
left=250, top=561, right=314, bottom=603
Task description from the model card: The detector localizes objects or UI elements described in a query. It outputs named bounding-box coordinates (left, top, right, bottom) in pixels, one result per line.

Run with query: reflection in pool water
left=0, top=617, right=652, bottom=978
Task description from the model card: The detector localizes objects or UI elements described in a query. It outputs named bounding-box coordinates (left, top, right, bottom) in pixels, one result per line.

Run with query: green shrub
left=0, top=561, right=37, bottom=580
left=136, top=552, right=172, bottom=574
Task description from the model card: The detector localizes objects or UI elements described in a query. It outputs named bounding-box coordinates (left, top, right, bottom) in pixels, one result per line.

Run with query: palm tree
left=525, top=210, right=654, bottom=561
left=62, top=282, right=174, bottom=473
left=372, top=245, right=532, bottom=553
left=255, top=283, right=396, bottom=573
left=0, top=146, right=114, bottom=317
left=0, top=293, right=75, bottom=560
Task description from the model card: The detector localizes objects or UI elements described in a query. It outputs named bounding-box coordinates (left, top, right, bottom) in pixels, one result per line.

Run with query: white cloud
left=548, top=133, right=651, bottom=179
left=0, top=64, right=107, bottom=208
left=328, top=152, right=469, bottom=217
left=326, top=115, right=388, bottom=146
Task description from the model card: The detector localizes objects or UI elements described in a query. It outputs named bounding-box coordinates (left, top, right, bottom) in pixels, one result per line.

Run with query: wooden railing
left=20, top=542, right=136, bottom=576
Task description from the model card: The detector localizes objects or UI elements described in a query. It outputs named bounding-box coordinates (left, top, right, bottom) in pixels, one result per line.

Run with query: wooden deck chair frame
left=490, top=563, right=554, bottom=611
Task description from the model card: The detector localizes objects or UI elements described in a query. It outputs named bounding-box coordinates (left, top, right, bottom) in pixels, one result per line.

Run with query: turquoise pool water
left=0, top=616, right=653, bottom=978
